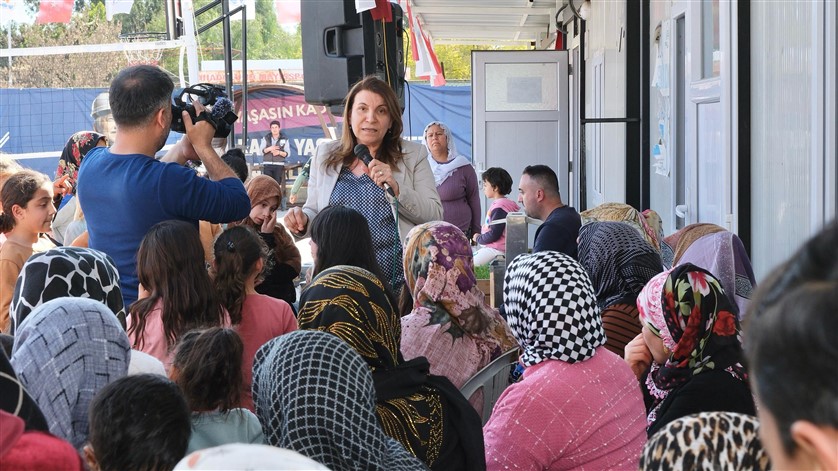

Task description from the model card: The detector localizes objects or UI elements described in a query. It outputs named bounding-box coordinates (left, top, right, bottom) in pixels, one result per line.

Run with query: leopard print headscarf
left=640, top=411, right=770, bottom=470
left=10, top=247, right=125, bottom=333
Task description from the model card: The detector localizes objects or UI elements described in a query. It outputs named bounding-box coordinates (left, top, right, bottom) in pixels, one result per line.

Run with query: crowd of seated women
left=2, top=192, right=836, bottom=470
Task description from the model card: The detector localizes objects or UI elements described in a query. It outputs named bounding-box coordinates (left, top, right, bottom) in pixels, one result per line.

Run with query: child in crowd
left=199, top=148, right=250, bottom=263
left=230, top=175, right=301, bottom=307
left=0, top=170, right=57, bottom=331
left=128, top=220, right=227, bottom=371
left=212, top=225, right=297, bottom=411
left=85, top=374, right=191, bottom=471
left=171, top=327, right=264, bottom=454
left=472, top=167, right=519, bottom=266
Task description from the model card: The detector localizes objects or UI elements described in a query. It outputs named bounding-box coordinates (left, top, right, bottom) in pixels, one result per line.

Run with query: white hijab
left=423, top=121, right=471, bottom=186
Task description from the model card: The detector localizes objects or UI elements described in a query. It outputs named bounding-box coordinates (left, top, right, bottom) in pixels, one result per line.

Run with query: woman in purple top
left=423, top=121, right=481, bottom=238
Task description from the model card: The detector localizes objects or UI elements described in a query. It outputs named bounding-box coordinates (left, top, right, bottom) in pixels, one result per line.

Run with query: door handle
left=675, top=204, right=689, bottom=219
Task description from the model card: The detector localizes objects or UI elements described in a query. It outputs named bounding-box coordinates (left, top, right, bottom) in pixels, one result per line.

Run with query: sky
left=1, top=1, right=35, bottom=26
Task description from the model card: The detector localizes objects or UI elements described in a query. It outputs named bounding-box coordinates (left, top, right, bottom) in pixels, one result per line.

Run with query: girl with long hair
left=211, top=225, right=297, bottom=411
left=171, top=327, right=264, bottom=453
left=128, top=220, right=226, bottom=371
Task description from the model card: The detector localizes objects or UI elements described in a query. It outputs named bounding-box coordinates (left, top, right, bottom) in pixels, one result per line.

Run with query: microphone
left=210, top=97, right=234, bottom=122
left=354, top=144, right=395, bottom=197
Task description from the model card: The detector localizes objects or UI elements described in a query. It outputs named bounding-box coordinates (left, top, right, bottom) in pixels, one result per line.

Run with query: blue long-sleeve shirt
left=78, top=147, right=250, bottom=306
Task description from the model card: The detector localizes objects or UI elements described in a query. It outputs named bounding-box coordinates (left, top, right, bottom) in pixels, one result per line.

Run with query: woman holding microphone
left=284, top=76, right=441, bottom=293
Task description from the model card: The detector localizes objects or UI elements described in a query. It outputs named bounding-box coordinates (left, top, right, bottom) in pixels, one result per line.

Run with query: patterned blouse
left=329, top=167, right=404, bottom=293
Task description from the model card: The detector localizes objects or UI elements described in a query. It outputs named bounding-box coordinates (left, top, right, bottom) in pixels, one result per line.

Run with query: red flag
left=274, top=0, right=301, bottom=25
left=369, top=0, right=392, bottom=22
left=36, top=0, right=73, bottom=24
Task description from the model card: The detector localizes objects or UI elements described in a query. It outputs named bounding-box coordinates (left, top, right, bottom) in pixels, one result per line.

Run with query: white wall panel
left=751, top=2, right=815, bottom=279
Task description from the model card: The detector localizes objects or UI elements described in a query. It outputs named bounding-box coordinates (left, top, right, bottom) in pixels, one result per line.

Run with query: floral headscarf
left=403, top=221, right=516, bottom=350
left=55, top=131, right=105, bottom=201
left=637, top=264, right=747, bottom=427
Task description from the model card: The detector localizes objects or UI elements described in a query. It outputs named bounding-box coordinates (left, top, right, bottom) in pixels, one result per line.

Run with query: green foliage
left=474, top=264, right=491, bottom=279
left=403, top=31, right=528, bottom=82
left=191, top=0, right=301, bottom=61
left=3, top=2, right=123, bottom=87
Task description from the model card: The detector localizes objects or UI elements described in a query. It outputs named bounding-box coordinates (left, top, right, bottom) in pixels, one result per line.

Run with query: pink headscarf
left=636, top=267, right=677, bottom=351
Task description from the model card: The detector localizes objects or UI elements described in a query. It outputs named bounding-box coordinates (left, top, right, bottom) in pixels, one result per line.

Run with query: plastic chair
left=459, top=348, right=520, bottom=424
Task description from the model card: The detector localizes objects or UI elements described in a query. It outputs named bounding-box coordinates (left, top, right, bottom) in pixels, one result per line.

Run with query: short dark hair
left=269, top=120, right=281, bottom=128
left=522, top=164, right=560, bottom=198
left=745, top=220, right=838, bottom=454
left=109, top=65, right=173, bottom=128
left=88, top=374, right=190, bottom=471
left=221, top=148, right=249, bottom=183
left=481, top=167, right=513, bottom=195
left=173, top=327, right=244, bottom=412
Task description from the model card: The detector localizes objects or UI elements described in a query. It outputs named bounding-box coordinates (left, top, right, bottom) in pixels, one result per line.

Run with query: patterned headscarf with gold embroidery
left=299, top=265, right=485, bottom=470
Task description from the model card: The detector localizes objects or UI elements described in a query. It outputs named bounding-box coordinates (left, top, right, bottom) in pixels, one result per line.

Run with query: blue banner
left=1, top=83, right=474, bottom=176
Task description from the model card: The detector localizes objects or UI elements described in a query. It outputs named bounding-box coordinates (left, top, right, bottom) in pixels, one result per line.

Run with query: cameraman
left=77, top=65, right=250, bottom=307
left=261, top=120, right=290, bottom=210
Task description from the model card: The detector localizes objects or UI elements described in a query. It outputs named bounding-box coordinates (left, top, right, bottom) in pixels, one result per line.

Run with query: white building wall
left=648, top=1, right=673, bottom=229
left=584, top=1, right=626, bottom=208
left=750, top=1, right=837, bottom=279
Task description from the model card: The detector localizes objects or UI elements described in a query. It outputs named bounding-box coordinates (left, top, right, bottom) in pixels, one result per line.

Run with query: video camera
left=170, top=84, right=238, bottom=138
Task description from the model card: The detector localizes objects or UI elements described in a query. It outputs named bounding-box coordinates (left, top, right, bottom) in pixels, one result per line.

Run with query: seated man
left=77, top=65, right=250, bottom=306
left=517, top=165, right=581, bottom=258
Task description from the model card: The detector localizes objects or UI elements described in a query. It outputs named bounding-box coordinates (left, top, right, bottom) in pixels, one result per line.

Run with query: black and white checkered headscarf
left=504, top=251, right=606, bottom=366
left=252, top=330, right=427, bottom=471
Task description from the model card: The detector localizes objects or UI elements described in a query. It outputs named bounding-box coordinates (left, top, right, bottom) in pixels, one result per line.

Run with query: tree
left=403, top=31, right=528, bottom=82
left=3, top=2, right=123, bottom=88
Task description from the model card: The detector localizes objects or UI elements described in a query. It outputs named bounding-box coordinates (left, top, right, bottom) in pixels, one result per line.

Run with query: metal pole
left=221, top=0, right=234, bottom=146
left=241, top=3, right=247, bottom=152
left=7, top=24, right=12, bottom=86
left=180, top=0, right=200, bottom=85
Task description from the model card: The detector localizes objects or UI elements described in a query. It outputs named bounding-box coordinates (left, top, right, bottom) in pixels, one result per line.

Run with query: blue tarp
left=0, top=83, right=474, bottom=177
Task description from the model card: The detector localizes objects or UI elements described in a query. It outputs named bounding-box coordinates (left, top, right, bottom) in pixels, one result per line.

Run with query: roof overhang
left=406, top=0, right=566, bottom=48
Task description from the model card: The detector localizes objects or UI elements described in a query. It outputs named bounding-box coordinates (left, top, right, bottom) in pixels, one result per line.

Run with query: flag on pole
left=275, top=0, right=301, bottom=26
left=105, top=0, right=135, bottom=21
left=369, top=0, right=392, bottom=21
left=35, top=0, right=73, bottom=24
left=406, top=3, right=445, bottom=86
left=355, top=0, right=376, bottom=13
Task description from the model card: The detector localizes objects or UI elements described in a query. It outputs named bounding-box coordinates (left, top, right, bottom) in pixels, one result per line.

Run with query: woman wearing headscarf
left=230, top=175, right=301, bottom=307
left=52, top=131, right=107, bottom=244
left=484, top=251, right=646, bottom=470
left=626, top=264, right=755, bottom=437
left=423, top=121, right=481, bottom=238
left=252, top=330, right=428, bottom=471
left=1, top=349, right=48, bottom=432
left=10, top=246, right=164, bottom=376
left=577, top=221, right=663, bottom=355
left=580, top=202, right=664, bottom=253
left=298, top=265, right=484, bottom=471
left=665, top=224, right=757, bottom=319
left=10, top=246, right=125, bottom=333
left=10, top=298, right=131, bottom=449
left=401, top=221, right=517, bottom=393
left=639, top=411, right=771, bottom=471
